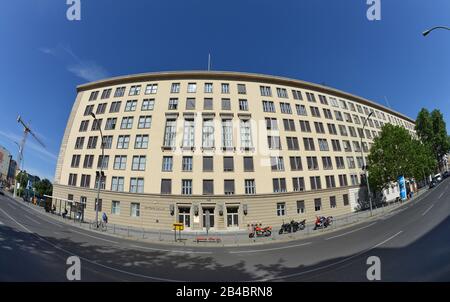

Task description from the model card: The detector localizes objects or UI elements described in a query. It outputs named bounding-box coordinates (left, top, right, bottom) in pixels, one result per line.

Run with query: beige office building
left=53, top=71, right=416, bottom=231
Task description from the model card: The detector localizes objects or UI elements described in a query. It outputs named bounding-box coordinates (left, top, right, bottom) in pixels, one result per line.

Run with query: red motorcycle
left=249, top=224, right=272, bottom=238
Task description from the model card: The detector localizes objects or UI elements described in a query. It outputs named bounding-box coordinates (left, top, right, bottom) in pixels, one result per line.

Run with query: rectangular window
left=272, top=178, right=287, bottom=193
left=182, top=156, right=193, bottom=172
left=182, top=119, right=195, bottom=148
left=260, top=86, right=272, bottom=97
left=339, top=174, right=348, bottom=187
left=80, top=174, right=91, bottom=188
left=327, top=124, right=338, bottom=135
left=286, top=137, right=300, bottom=150
left=343, top=194, right=349, bottom=206
left=105, top=118, right=117, bottom=130
left=203, top=180, right=214, bottom=195
left=310, top=106, right=321, bottom=117
left=314, top=198, right=322, bottom=211
left=202, top=119, right=215, bottom=148
left=89, top=91, right=99, bottom=101
left=109, top=101, right=121, bottom=113
left=111, top=177, right=124, bottom=192
left=306, top=92, right=316, bottom=102
left=94, top=174, right=106, bottom=190
left=83, top=155, right=94, bottom=168
left=203, top=156, right=213, bottom=172
left=224, top=180, right=235, bottom=195
left=330, top=196, right=337, bottom=208
left=120, top=117, right=133, bottom=129
left=84, top=105, right=94, bottom=116
left=267, top=136, right=282, bottom=150
left=323, top=109, right=333, bottom=119
left=186, top=98, right=196, bottom=110
left=117, top=135, right=130, bottom=149
left=203, top=98, right=213, bottom=110
left=181, top=179, right=193, bottom=195
left=325, top=175, right=336, bottom=188
left=299, top=120, right=311, bottom=132
left=142, top=99, right=155, bottom=111
left=111, top=201, right=121, bottom=215
left=243, top=156, right=254, bottom=172
left=162, top=156, right=173, bottom=172
left=292, top=90, right=303, bottom=100
left=187, top=83, right=197, bottom=93
left=130, top=203, right=140, bottom=217
left=87, top=136, right=98, bottom=149
left=91, top=118, right=102, bottom=131
left=277, top=88, right=288, bottom=98
left=125, top=100, right=137, bottom=112
left=237, top=84, right=246, bottom=94
left=307, top=156, right=319, bottom=170
left=68, top=173, right=77, bottom=186
left=270, top=156, right=285, bottom=171
left=130, top=178, right=144, bottom=193
left=335, top=156, right=345, bottom=169
left=290, top=156, right=302, bottom=171
left=303, top=137, right=315, bottom=151
left=310, top=176, right=322, bottom=190
left=223, top=157, right=234, bottom=172
left=170, top=83, right=180, bottom=93
left=293, top=177, right=305, bottom=192
left=221, top=98, right=231, bottom=110
left=319, top=95, right=328, bottom=105
left=113, top=156, right=127, bottom=170
left=265, top=117, right=278, bottom=130
left=97, top=155, right=109, bottom=169
left=318, top=139, right=329, bottom=151
left=96, top=103, right=107, bottom=114
left=280, top=103, right=292, bottom=114
left=71, top=155, right=81, bottom=168
left=262, top=101, right=275, bottom=112
left=276, top=202, right=286, bottom=216
left=322, top=156, right=333, bottom=169
left=163, top=119, right=177, bottom=147
left=296, top=104, right=307, bottom=116
left=138, top=116, right=152, bottom=129
left=239, top=99, right=248, bottom=111
left=145, top=84, right=158, bottom=94
left=221, top=83, right=230, bottom=94
left=168, top=98, right=178, bottom=110
left=204, top=83, right=213, bottom=93
left=297, top=200, right=305, bottom=214
left=240, top=119, right=253, bottom=149
left=160, top=179, right=172, bottom=194
left=129, top=85, right=141, bottom=96
left=283, top=119, right=296, bottom=131
left=132, top=156, right=146, bottom=171
left=222, top=119, right=233, bottom=148
left=75, top=137, right=84, bottom=149
left=245, top=179, right=256, bottom=195
left=135, top=135, right=149, bottom=149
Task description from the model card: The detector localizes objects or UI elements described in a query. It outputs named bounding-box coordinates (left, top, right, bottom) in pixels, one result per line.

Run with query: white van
left=434, top=173, right=442, bottom=182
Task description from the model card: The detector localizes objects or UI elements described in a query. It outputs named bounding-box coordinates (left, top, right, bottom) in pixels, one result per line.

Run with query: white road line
left=0, top=208, right=32, bottom=233
left=373, top=231, right=403, bottom=248
left=229, top=242, right=312, bottom=254
left=438, top=192, right=445, bottom=199
left=422, top=204, right=434, bottom=216
left=131, top=244, right=213, bottom=254
left=0, top=220, right=4, bottom=225
left=256, top=231, right=403, bottom=281
left=70, top=229, right=119, bottom=244
left=24, top=215, right=41, bottom=225
left=325, top=222, right=377, bottom=240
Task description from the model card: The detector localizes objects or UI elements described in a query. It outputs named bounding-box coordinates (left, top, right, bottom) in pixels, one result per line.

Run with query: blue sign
left=398, top=176, right=406, bottom=200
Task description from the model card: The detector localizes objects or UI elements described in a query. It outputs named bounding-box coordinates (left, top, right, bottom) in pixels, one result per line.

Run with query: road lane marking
left=255, top=231, right=403, bottom=281
left=422, top=204, right=434, bottom=216
left=373, top=231, right=403, bottom=248
left=0, top=220, right=4, bottom=225
left=0, top=208, right=32, bottom=233
left=229, top=242, right=312, bottom=254
left=131, top=244, right=212, bottom=254
left=25, top=215, right=41, bottom=225
left=438, top=192, right=445, bottom=199
left=70, top=229, right=119, bottom=244
left=325, top=222, right=377, bottom=240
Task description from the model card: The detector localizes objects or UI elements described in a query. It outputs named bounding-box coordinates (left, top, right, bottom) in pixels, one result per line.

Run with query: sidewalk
left=4, top=187, right=429, bottom=247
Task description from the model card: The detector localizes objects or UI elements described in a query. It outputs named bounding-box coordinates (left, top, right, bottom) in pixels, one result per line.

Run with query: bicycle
left=91, top=220, right=107, bottom=232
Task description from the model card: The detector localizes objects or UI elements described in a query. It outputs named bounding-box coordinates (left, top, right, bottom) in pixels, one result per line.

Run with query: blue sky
left=0, top=0, right=449, bottom=181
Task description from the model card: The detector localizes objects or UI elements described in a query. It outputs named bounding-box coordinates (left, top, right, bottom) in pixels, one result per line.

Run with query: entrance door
left=178, top=207, right=191, bottom=228
left=202, top=207, right=215, bottom=229
left=227, top=207, right=239, bottom=228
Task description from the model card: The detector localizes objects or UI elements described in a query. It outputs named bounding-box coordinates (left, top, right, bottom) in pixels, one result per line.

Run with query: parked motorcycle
left=279, top=219, right=306, bottom=234
left=249, top=224, right=272, bottom=238
left=313, top=216, right=333, bottom=230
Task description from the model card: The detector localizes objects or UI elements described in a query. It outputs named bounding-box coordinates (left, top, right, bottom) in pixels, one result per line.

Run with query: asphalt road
left=0, top=178, right=449, bottom=281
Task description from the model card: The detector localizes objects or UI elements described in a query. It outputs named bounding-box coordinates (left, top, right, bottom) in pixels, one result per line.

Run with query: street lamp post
left=422, top=26, right=450, bottom=37
left=360, top=111, right=374, bottom=216
left=91, top=113, right=104, bottom=228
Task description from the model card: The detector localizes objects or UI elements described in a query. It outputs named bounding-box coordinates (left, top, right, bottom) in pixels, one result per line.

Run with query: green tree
left=367, top=124, right=435, bottom=192
left=415, top=108, right=450, bottom=171
left=15, top=171, right=29, bottom=197
left=33, top=179, right=53, bottom=197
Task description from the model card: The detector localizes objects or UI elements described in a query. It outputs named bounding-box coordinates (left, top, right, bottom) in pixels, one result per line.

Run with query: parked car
left=443, top=171, right=449, bottom=179
left=434, top=173, right=442, bottom=182
left=429, top=180, right=437, bottom=189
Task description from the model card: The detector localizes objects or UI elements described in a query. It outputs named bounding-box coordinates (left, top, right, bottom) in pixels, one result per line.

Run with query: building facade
left=0, top=145, right=11, bottom=184
left=53, top=71, right=416, bottom=231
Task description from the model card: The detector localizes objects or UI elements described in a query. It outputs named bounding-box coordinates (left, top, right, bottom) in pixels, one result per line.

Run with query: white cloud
left=39, top=44, right=109, bottom=82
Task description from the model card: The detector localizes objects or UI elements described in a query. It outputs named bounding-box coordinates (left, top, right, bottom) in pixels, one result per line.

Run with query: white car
left=434, top=173, right=442, bottom=182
